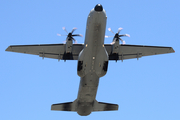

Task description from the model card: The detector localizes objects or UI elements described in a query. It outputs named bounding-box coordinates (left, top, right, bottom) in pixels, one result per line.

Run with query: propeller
left=106, top=27, right=130, bottom=44
left=57, top=27, right=83, bottom=43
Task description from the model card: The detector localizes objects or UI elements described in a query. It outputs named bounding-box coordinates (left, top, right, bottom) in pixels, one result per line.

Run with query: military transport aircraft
left=6, top=4, right=174, bottom=116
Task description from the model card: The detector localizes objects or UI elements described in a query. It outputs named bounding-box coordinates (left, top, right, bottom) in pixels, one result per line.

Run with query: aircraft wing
left=105, top=44, right=175, bottom=61
left=6, top=44, right=84, bottom=60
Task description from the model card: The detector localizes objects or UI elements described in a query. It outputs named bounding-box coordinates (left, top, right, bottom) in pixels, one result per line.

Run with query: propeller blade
left=107, top=27, right=129, bottom=44
left=71, top=27, right=77, bottom=33
left=108, top=28, right=115, bottom=34
left=110, top=40, right=115, bottom=45
left=72, top=34, right=83, bottom=37
left=62, top=27, right=68, bottom=33
left=105, top=35, right=113, bottom=38
left=119, top=34, right=130, bottom=37
left=125, top=34, right=130, bottom=37
left=60, top=27, right=82, bottom=44
left=72, top=38, right=78, bottom=44
left=118, top=27, right=123, bottom=34
left=57, top=33, right=67, bottom=36
left=119, top=38, right=126, bottom=44
left=63, top=40, right=67, bottom=44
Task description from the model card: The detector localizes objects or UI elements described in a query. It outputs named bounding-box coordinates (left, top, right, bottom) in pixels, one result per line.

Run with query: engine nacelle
left=111, top=38, right=119, bottom=54
left=65, top=38, right=73, bottom=53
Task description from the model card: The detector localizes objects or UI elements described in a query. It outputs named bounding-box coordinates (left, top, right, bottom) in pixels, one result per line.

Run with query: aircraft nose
left=94, top=4, right=103, bottom=12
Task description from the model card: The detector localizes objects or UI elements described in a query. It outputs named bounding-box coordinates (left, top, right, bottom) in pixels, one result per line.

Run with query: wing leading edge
left=6, top=44, right=84, bottom=60
left=6, top=44, right=174, bottom=61
left=105, top=44, right=175, bottom=61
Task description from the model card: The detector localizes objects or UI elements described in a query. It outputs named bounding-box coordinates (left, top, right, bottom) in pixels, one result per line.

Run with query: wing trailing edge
left=5, top=44, right=84, bottom=60
left=93, top=100, right=118, bottom=111
left=105, top=44, right=175, bottom=61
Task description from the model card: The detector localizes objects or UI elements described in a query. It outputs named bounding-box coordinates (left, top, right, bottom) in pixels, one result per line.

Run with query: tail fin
left=51, top=99, right=77, bottom=111
left=93, top=100, right=118, bottom=111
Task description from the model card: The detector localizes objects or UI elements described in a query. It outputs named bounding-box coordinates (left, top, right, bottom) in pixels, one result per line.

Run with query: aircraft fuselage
left=76, top=7, right=108, bottom=115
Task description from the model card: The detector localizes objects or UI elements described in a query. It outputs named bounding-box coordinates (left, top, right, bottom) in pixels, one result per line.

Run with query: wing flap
left=119, top=45, right=174, bottom=56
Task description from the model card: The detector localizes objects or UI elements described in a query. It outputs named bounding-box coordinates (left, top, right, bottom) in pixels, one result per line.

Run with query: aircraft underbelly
left=76, top=10, right=107, bottom=115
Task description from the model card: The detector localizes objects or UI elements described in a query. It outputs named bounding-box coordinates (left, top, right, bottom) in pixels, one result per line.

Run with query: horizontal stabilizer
left=93, top=100, right=118, bottom=111
left=51, top=100, right=77, bottom=111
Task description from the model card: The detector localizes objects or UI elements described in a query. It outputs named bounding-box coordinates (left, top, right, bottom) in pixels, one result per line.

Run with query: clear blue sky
left=1, top=0, right=179, bottom=120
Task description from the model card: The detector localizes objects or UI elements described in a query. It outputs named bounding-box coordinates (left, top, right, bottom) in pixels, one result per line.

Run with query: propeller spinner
left=106, top=27, right=130, bottom=44
left=57, top=27, right=83, bottom=43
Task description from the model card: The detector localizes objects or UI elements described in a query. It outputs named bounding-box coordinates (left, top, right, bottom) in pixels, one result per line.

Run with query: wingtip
left=5, top=46, right=11, bottom=51
left=171, top=47, right=175, bottom=53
